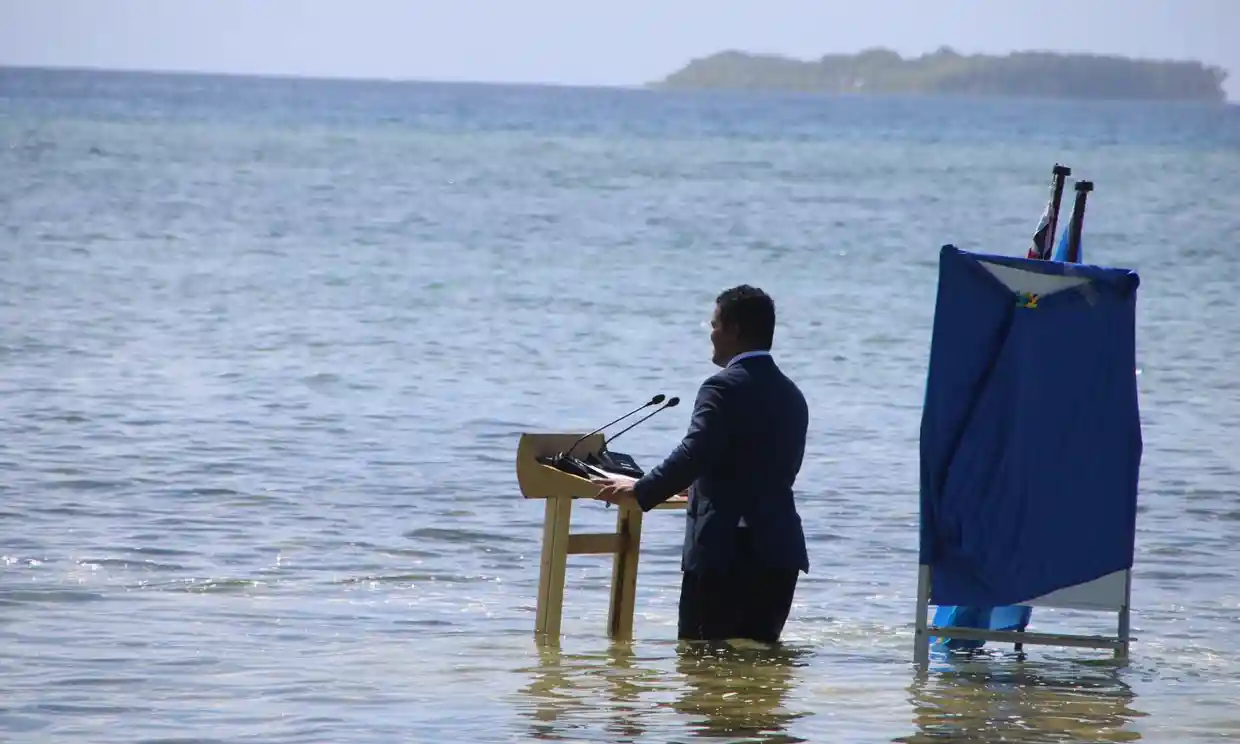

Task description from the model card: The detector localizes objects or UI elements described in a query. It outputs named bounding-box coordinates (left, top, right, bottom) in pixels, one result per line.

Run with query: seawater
left=2, top=68, right=1239, bottom=743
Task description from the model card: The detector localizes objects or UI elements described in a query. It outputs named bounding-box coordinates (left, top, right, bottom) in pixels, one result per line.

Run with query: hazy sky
left=4, top=0, right=1238, bottom=99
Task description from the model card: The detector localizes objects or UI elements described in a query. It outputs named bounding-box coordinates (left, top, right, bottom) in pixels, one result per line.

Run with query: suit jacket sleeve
left=633, top=377, right=729, bottom=511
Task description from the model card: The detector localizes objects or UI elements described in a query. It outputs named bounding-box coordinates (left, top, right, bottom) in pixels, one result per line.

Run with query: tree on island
left=653, top=47, right=1228, bottom=102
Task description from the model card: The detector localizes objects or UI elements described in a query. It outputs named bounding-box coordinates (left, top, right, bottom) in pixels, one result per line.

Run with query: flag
left=1050, top=218, right=1075, bottom=263
left=1026, top=180, right=1060, bottom=260
left=932, top=605, right=1032, bottom=652
left=929, top=170, right=1095, bottom=656
left=932, top=170, right=1066, bottom=654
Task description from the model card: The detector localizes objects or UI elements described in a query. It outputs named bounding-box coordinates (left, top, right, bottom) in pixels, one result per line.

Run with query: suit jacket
left=633, top=354, right=810, bottom=574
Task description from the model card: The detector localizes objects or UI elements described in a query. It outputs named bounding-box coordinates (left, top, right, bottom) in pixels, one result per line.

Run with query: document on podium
left=589, top=471, right=637, bottom=486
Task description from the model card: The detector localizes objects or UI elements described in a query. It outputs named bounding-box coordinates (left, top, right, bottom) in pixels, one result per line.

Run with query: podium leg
left=536, top=495, right=573, bottom=640
left=913, top=564, right=931, bottom=666
left=1115, top=570, right=1132, bottom=661
left=607, top=502, right=644, bottom=642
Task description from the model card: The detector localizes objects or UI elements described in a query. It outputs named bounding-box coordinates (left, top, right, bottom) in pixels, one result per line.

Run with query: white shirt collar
left=727, top=350, right=772, bottom=367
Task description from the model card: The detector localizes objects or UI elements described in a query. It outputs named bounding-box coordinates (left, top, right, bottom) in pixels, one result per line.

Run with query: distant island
left=651, top=47, right=1228, bottom=103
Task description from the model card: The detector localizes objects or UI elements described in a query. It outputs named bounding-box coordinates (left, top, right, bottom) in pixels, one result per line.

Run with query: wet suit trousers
left=676, top=528, right=799, bottom=643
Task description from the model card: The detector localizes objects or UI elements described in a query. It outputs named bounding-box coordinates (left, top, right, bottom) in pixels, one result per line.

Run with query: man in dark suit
left=593, top=285, right=810, bottom=644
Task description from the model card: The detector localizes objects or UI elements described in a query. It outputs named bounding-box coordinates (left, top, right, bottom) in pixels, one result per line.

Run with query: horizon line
left=0, top=61, right=652, bottom=91
left=3, top=61, right=1234, bottom=105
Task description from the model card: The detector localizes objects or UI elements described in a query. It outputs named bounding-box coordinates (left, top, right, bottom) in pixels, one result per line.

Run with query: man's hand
left=590, top=475, right=638, bottom=508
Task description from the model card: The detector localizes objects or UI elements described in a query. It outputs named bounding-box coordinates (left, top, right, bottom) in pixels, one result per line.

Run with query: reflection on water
left=898, top=657, right=1146, bottom=743
left=514, top=640, right=1154, bottom=743
left=515, top=641, right=812, bottom=743
left=672, top=642, right=813, bottom=743
left=517, top=644, right=670, bottom=742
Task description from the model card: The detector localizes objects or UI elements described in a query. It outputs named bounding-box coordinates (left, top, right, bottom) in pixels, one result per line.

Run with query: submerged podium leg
left=607, top=502, right=644, bottom=641
left=535, top=495, right=573, bottom=641
left=1115, top=570, right=1133, bottom=661
left=913, top=564, right=931, bottom=665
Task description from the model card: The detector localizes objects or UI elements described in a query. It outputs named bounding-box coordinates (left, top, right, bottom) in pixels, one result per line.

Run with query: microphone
left=536, top=394, right=665, bottom=479
left=563, top=393, right=664, bottom=460
left=590, top=397, right=681, bottom=478
left=589, top=395, right=682, bottom=508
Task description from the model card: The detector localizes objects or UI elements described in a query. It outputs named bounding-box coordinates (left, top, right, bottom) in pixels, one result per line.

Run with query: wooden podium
left=516, top=432, right=687, bottom=643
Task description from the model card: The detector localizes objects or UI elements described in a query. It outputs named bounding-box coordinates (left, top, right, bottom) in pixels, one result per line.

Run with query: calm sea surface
left=2, top=68, right=1239, bottom=743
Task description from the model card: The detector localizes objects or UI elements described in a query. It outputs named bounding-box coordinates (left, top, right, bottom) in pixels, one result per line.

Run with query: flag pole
left=1028, top=164, right=1073, bottom=260
left=1065, top=181, right=1094, bottom=264
left=1045, top=164, right=1072, bottom=260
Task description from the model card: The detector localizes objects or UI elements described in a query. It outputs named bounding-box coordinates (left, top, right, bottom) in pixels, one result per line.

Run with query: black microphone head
left=650, top=394, right=666, bottom=405
left=666, top=397, right=680, bottom=407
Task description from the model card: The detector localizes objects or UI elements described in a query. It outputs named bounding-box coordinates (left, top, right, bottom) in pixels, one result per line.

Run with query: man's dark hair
left=716, top=284, right=776, bottom=350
